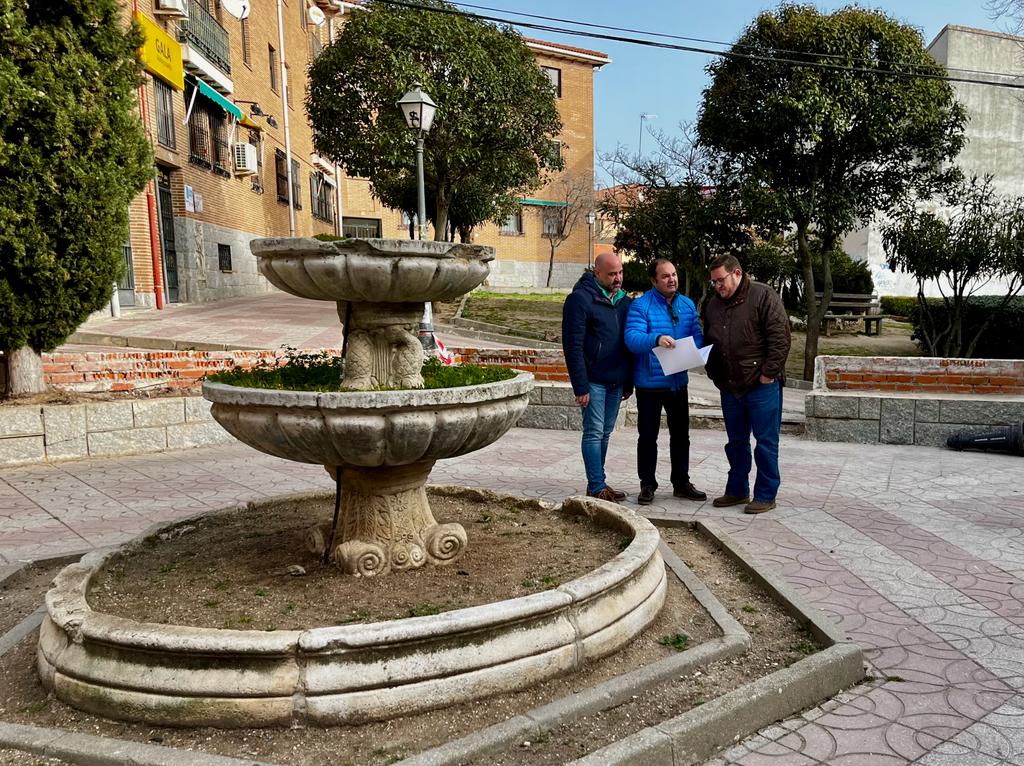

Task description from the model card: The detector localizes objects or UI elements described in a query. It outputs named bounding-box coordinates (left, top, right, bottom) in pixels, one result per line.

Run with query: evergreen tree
left=0, top=1, right=152, bottom=396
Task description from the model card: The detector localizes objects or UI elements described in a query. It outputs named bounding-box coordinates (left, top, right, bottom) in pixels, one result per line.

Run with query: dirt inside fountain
left=87, top=488, right=626, bottom=629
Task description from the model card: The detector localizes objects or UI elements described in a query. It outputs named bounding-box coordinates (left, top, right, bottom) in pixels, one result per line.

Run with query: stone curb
left=0, top=721, right=281, bottom=766
left=566, top=519, right=866, bottom=766
left=68, top=330, right=264, bottom=352
left=394, top=540, right=751, bottom=766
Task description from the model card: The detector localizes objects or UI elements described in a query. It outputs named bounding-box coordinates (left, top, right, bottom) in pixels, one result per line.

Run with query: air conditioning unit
left=233, top=143, right=258, bottom=176
left=154, top=0, right=189, bottom=18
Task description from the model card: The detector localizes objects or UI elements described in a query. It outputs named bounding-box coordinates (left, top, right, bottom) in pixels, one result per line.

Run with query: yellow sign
left=135, top=11, right=184, bottom=91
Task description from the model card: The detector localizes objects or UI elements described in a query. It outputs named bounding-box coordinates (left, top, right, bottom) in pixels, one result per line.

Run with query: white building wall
left=843, top=25, right=1024, bottom=297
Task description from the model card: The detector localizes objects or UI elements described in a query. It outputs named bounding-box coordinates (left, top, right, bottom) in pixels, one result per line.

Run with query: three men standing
left=702, top=254, right=791, bottom=514
left=561, top=253, right=633, bottom=502
left=624, top=259, right=706, bottom=506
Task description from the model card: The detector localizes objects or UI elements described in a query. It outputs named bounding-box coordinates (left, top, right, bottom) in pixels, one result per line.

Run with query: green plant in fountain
left=207, top=349, right=515, bottom=392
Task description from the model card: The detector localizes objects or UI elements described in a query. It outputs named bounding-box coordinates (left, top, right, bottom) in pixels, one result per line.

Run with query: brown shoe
left=713, top=494, right=750, bottom=508
left=605, top=485, right=627, bottom=501
left=588, top=487, right=622, bottom=503
left=744, top=500, right=776, bottom=514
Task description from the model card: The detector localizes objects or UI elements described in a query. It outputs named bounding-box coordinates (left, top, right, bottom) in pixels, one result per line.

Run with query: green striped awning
left=518, top=198, right=567, bottom=207
left=189, top=75, right=243, bottom=120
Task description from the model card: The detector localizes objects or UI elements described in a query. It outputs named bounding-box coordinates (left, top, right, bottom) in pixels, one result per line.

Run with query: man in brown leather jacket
left=701, top=254, right=791, bottom=514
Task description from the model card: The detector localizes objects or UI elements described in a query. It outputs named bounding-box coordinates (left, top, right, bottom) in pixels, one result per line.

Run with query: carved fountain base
left=308, top=462, right=467, bottom=576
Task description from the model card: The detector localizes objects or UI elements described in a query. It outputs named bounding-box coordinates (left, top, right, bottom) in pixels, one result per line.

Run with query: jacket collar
left=724, top=274, right=751, bottom=306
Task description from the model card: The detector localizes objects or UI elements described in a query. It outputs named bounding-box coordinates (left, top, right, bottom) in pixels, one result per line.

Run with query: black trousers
left=635, top=386, right=690, bottom=491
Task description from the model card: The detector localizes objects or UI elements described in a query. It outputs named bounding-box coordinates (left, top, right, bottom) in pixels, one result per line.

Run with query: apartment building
left=122, top=0, right=609, bottom=308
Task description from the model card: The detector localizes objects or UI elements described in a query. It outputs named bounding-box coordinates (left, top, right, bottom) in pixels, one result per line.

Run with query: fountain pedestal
left=311, top=461, right=467, bottom=576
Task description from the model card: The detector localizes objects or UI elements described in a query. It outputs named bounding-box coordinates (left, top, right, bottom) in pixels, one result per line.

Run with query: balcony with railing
left=178, top=0, right=231, bottom=83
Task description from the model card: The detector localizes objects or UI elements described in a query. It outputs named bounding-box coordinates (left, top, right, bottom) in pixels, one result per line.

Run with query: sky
left=449, top=1, right=1008, bottom=180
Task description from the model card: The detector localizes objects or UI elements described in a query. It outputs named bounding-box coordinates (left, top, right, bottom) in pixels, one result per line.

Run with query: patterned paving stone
left=1, top=427, right=1023, bottom=763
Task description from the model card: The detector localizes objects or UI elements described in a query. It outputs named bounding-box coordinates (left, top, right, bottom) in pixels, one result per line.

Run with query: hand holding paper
left=652, top=336, right=712, bottom=375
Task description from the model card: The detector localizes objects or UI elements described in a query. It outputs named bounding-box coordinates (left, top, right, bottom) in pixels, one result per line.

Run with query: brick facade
left=816, top=357, right=1024, bottom=395
left=124, top=2, right=607, bottom=307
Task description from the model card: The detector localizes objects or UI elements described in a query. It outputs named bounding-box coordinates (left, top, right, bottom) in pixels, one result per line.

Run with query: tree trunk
left=797, top=225, right=820, bottom=382
left=4, top=346, right=46, bottom=398
left=546, top=240, right=556, bottom=287
left=434, top=194, right=449, bottom=243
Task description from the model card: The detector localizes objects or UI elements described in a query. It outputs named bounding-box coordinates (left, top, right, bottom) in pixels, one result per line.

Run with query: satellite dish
left=221, top=0, right=250, bottom=20
left=308, top=5, right=326, bottom=25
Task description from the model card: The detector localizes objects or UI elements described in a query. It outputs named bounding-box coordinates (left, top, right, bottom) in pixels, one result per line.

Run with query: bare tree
left=987, top=0, right=1024, bottom=32
left=543, top=171, right=595, bottom=287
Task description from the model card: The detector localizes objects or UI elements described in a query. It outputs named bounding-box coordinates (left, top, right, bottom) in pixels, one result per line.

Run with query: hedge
left=907, top=296, right=1024, bottom=359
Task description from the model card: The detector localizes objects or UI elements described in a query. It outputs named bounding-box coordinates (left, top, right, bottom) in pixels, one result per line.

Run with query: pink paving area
left=4, top=427, right=1024, bottom=764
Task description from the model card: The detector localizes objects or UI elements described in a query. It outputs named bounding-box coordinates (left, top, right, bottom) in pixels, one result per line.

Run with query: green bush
left=621, top=259, right=649, bottom=294
left=814, top=250, right=874, bottom=295
left=909, top=296, right=1024, bottom=358
left=880, top=296, right=918, bottom=317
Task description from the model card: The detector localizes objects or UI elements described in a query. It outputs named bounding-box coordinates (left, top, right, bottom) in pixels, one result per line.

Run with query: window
left=310, top=172, right=334, bottom=223
left=547, top=140, right=562, bottom=165
left=268, top=45, right=278, bottom=92
left=309, top=31, right=322, bottom=61
left=241, top=17, right=251, bottom=66
left=342, top=217, right=382, bottom=238
left=218, top=243, right=232, bottom=271
left=285, top=63, right=293, bottom=108
left=542, top=208, right=562, bottom=237
left=154, top=79, right=176, bottom=149
left=186, top=86, right=227, bottom=175
left=291, top=158, right=302, bottom=209
left=500, top=209, right=522, bottom=235
left=248, top=130, right=263, bottom=193
left=541, top=66, right=561, bottom=98
left=299, top=0, right=308, bottom=28
left=275, top=149, right=289, bottom=203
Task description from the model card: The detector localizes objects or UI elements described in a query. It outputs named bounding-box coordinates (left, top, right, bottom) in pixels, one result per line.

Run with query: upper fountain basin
left=202, top=372, right=533, bottom=467
left=252, top=237, right=495, bottom=303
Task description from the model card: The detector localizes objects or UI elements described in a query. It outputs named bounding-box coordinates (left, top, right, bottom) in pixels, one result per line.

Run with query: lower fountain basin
left=38, top=495, right=666, bottom=727
left=202, top=372, right=533, bottom=467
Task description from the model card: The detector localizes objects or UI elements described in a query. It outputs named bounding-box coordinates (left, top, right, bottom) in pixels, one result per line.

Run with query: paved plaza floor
left=2, top=426, right=1023, bottom=764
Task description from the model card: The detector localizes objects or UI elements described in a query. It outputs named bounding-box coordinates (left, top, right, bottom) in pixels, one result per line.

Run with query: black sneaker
left=673, top=483, right=707, bottom=502
left=638, top=486, right=655, bottom=505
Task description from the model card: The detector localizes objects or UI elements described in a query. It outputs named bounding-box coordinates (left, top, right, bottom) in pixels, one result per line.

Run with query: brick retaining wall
left=818, top=356, right=1024, bottom=395
left=41, top=348, right=569, bottom=393
left=807, top=356, right=1024, bottom=446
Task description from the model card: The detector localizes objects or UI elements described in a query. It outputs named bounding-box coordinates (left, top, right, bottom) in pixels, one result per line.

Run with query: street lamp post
left=586, top=211, right=596, bottom=270
left=638, top=112, right=656, bottom=156
left=397, top=84, right=439, bottom=350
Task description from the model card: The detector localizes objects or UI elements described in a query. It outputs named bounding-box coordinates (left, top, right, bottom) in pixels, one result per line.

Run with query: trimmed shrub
left=909, top=296, right=1024, bottom=359
left=880, top=296, right=918, bottom=317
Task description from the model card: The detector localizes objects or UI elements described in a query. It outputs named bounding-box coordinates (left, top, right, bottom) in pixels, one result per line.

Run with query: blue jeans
left=581, top=382, right=623, bottom=495
left=720, top=381, right=783, bottom=502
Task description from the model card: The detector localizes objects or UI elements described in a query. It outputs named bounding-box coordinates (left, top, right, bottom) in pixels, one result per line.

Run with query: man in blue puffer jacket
left=625, top=258, right=707, bottom=506
left=562, top=253, right=633, bottom=502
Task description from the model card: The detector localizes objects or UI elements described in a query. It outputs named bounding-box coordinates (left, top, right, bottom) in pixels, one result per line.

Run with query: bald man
left=561, top=253, right=634, bottom=502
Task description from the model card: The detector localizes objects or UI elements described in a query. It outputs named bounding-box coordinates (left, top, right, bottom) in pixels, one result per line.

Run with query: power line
left=452, top=1, right=1024, bottom=83
left=378, top=0, right=1024, bottom=92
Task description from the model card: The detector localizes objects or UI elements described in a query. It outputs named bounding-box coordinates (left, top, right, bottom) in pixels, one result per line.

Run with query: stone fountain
left=202, top=237, right=531, bottom=576
left=38, top=238, right=666, bottom=727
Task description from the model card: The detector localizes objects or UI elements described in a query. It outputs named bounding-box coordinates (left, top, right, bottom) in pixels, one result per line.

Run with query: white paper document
left=652, top=336, right=713, bottom=375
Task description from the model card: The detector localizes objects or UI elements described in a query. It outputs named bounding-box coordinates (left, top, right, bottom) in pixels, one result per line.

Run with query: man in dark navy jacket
left=625, top=258, right=707, bottom=506
left=561, top=253, right=633, bottom=502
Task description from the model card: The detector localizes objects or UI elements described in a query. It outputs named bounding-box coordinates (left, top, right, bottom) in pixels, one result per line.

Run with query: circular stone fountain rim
left=251, top=236, right=496, bottom=263
left=45, top=493, right=661, bottom=651
left=202, top=371, right=533, bottom=409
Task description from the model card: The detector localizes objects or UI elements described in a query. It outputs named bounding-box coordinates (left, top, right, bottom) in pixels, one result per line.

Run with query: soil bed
left=0, top=561, right=69, bottom=637
left=88, top=489, right=623, bottom=628
left=473, top=525, right=821, bottom=764
left=0, top=513, right=819, bottom=765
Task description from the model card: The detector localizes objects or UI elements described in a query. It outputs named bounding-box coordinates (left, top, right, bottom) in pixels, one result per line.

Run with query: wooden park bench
left=814, top=292, right=888, bottom=337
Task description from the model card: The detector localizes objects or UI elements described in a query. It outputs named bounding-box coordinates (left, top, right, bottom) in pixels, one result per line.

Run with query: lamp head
left=396, top=84, right=437, bottom=134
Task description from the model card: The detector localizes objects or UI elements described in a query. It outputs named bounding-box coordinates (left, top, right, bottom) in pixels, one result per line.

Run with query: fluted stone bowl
left=251, top=237, right=494, bottom=303
left=201, top=372, right=533, bottom=467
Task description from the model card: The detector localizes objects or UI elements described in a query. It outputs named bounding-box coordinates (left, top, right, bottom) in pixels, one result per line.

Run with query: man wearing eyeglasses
left=562, top=252, right=634, bottom=503
left=624, top=258, right=707, bottom=506
left=701, top=254, right=791, bottom=514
